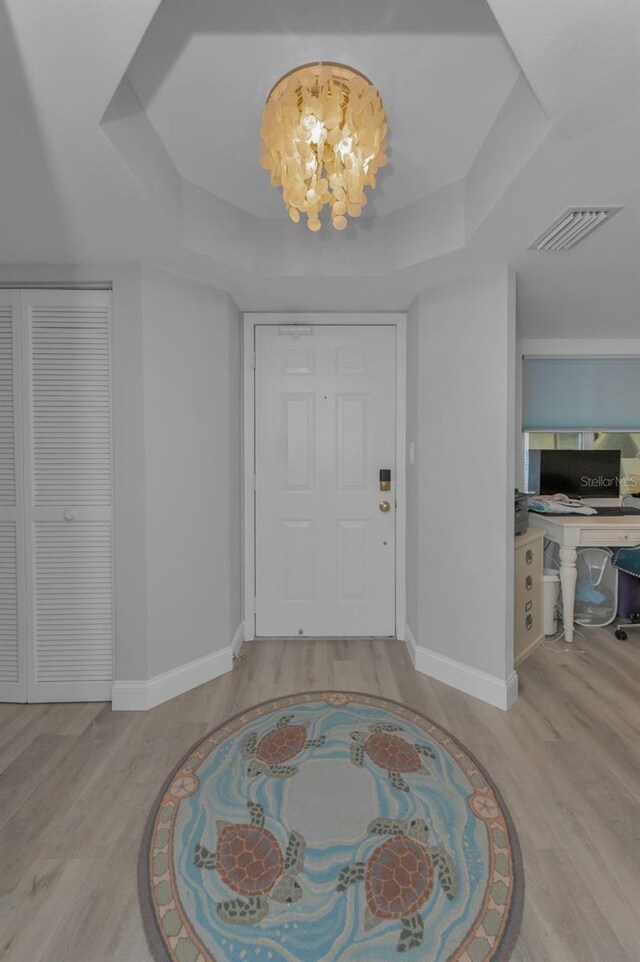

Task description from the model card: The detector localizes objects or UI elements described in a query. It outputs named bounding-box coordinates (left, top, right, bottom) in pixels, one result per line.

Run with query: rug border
left=138, top=689, right=525, bottom=962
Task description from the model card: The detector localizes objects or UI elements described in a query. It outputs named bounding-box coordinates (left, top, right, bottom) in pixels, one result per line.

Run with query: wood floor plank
left=516, top=848, right=629, bottom=962
left=0, top=735, right=73, bottom=830
left=0, top=629, right=638, bottom=961
left=0, top=859, right=97, bottom=962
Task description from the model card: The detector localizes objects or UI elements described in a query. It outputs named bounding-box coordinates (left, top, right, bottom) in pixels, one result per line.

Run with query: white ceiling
left=0, top=0, right=637, bottom=337
left=126, top=0, right=520, bottom=217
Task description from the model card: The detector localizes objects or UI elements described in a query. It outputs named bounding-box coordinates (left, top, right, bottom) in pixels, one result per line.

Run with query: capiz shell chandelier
left=260, top=61, right=388, bottom=232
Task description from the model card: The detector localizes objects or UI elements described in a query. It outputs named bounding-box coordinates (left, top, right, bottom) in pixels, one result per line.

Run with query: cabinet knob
left=63, top=508, right=76, bottom=521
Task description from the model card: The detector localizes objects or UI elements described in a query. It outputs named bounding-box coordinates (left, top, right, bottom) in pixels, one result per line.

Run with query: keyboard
left=593, top=506, right=640, bottom=517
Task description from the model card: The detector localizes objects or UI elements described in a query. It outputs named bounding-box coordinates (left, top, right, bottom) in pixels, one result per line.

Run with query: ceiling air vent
left=529, top=206, right=623, bottom=251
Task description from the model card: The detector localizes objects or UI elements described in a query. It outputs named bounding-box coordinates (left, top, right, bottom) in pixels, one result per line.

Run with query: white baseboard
left=404, top=623, right=518, bottom=711
left=404, top=622, right=418, bottom=664
left=111, top=627, right=242, bottom=711
left=515, top=631, right=543, bottom=668
left=231, top=623, right=244, bottom=657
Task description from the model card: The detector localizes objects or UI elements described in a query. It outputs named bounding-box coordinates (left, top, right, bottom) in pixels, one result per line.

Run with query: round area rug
left=140, top=692, right=523, bottom=962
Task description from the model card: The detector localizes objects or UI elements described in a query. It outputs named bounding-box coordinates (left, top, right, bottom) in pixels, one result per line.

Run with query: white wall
left=110, top=267, right=149, bottom=680
left=0, top=263, right=242, bottom=704
left=0, top=261, right=517, bottom=710
left=141, top=267, right=241, bottom=678
left=406, top=266, right=516, bottom=708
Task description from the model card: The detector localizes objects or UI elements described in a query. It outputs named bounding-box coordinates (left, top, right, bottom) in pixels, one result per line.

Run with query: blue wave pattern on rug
left=171, top=700, right=489, bottom=961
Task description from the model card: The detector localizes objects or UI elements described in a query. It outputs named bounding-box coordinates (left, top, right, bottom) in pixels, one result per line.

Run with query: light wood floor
left=0, top=630, right=639, bottom=962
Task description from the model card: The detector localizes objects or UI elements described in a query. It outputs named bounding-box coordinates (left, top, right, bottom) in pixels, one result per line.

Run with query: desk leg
left=559, top=547, right=577, bottom=642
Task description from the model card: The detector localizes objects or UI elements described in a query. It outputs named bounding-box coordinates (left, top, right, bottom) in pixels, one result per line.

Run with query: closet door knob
left=63, top=508, right=76, bottom=521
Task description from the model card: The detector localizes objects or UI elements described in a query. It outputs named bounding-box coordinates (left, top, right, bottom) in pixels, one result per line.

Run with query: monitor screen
left=535, top=449, right=621, bottom=499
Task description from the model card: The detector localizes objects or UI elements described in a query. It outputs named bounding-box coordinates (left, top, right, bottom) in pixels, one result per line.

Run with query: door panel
left=282, top=394, right=315, bottom=489
left=255, top=325, right=395, bottom=637
left=336, top=521, right=367, bottom=600
left=0, top=523, right=19, bottom=688
left=0, top=293, right=26, bottom=701
left=337, top=394, right=368, bottom=489
left=21, top=290, right=113, bottom=702
left=282, top=520, right=315, bottom=601
left=33, top=521, right=114, bottom=687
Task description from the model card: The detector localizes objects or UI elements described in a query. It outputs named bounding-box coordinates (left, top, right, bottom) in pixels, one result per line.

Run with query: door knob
left=379, top=500, right=391, bottom=513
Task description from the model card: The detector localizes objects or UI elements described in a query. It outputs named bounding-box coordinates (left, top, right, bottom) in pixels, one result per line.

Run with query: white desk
left=528, top=514, right=640, bottom=642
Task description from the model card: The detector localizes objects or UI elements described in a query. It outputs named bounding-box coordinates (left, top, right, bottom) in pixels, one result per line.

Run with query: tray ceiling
left=126, top=0, right=520, bottom=218
left=0, top=0, right=637, bottom=334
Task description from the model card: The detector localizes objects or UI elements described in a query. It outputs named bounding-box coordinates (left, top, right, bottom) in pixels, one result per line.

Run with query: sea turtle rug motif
left=140, top=692, right=523, bottom=962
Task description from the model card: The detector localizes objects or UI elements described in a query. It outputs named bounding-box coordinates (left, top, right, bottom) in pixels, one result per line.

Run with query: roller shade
left=522, top=357, right=640, bottom=431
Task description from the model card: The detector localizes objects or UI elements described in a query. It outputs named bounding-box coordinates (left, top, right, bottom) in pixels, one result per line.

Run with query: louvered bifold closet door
left=21, top=290, right=113, bottom=701
left=0, top=293, right=27, bottom=701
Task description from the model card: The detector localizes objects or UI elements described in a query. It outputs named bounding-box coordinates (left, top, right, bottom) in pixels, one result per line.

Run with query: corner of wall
left=111, top=644, right=235, bottom=711
left=404, top=623, right=518, bottom=711
left=111, top=265, right=149, bottom=683
left=408, top=267, right=517, bottom=707
left=504, top=265, right=517, bottom=677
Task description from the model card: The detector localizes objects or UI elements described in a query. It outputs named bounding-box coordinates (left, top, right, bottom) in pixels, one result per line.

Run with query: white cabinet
left=0, top=290, right=113, bottom=702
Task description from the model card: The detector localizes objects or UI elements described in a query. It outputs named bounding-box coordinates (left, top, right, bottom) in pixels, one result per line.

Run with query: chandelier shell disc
left=260, top=62, right=388, bottom=231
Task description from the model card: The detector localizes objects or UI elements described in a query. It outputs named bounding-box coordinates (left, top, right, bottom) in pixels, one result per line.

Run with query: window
left=524, top=432, right=640, bottom=496
left=522, top=357, right=640, bottom=432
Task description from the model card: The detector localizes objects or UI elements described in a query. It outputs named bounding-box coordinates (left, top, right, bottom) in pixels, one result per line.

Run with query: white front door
left=255, top=324, right=396, bottom=637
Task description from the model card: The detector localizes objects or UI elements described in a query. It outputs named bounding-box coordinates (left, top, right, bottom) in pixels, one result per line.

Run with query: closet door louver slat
left=0, top=523, right=19, bottom=685
left=0, top=295, right=26, bottom=700
left=34, top=522, right=113, bottom=682
left=0, top=306, right=16, bottom=507
left=22, top=290, right=113, bottom=702
left=31, top=308, right=111, bottom=506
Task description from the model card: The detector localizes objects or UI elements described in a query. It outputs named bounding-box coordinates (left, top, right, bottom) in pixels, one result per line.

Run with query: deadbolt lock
left=379, top=500, right=391, bottom=513
left=379, top=469, right=391, bottom=492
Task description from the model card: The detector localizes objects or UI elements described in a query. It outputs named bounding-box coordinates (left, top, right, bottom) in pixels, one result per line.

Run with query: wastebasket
left=572, top=547, right=618, bottom=627
left=543, top=570, right=560, bottom=635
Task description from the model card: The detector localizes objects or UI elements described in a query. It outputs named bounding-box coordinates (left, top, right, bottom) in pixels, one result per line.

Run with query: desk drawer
left=580, top=528, right=640, bottom=545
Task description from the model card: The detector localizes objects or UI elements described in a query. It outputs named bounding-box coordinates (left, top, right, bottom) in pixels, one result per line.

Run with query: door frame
left=243, top=312, right=406, bottom=641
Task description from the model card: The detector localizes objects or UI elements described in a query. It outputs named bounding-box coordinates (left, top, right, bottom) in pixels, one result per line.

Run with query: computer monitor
left=532, top=449, right=621, bottom=500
